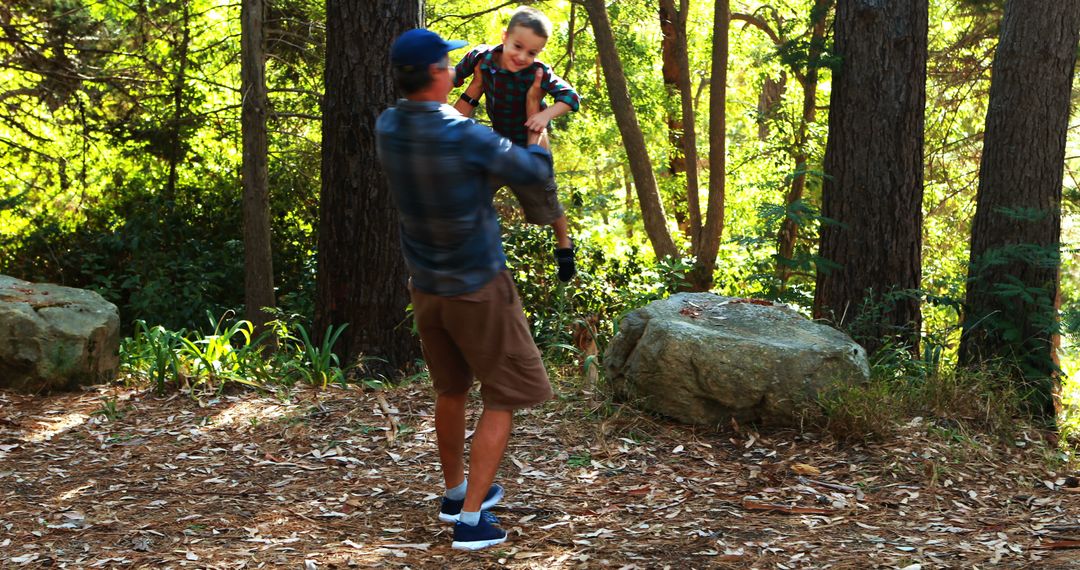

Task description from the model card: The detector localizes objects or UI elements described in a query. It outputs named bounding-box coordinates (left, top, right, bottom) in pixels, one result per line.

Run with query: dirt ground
left=1, top=381, right=1078, bottom=569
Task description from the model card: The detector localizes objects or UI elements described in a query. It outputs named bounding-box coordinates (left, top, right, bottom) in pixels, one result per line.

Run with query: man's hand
left=464, top=62, right=483, bottom=100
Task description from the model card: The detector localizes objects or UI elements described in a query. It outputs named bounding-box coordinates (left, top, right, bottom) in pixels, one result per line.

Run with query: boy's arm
left=523, top=65, right=580, bottom=132
left=453, top=62, right=484, bottom=117
left=540, top=65, right=581, bottom=112
left=451, top=47, right=482, bottom=88
left=524, top=101, right=573, bottom=132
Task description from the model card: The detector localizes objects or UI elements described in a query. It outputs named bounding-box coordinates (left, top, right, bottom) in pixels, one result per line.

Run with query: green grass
left=816, top=366, right=1024, bottom=442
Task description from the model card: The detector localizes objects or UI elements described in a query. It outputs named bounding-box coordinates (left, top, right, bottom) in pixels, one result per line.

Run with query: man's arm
left=464, top=123, right=553, bottom=187
left=527, top=126, right=549, bottom=149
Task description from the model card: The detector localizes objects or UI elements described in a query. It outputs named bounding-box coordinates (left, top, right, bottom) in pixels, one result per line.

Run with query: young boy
left=452, top=6, right=580, bottom=282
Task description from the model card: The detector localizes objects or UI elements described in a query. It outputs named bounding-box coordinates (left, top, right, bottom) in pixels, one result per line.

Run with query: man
left=375, top=28, right=556, bottom=551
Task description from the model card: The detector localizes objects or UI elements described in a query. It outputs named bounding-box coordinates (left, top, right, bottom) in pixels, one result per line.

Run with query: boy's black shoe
left=555, top=245, right=576, bottom=282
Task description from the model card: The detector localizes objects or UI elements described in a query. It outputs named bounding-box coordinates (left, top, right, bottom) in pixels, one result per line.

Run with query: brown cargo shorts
left=492, top=175, right=565, bottom=225
left=409, top=271, right=554, bottom=411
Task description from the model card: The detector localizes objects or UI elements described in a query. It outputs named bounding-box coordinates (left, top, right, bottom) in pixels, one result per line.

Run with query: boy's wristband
left=457, top=92, right=479, bottom=107
left=459, top=93, right=480, bottom=107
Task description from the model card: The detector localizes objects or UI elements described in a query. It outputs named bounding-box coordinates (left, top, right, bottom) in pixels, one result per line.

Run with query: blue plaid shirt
left=375, top=99, right=554, bottom=296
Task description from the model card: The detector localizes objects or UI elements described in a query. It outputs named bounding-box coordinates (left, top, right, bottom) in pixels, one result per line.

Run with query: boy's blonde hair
left=508, top=6, right=552, bottom=39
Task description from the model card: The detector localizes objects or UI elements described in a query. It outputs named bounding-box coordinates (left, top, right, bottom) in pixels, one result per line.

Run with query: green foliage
left=176, top=312, right=265, bottom=393
left=501, top=220, right=686, bottom=357
left=121, top=312, right=350, bottom=396
left=965, top=241, right=1061, bottom=396
left=120, top=321, right=185, bottom=394
left=90, top=397, right=126, bottom=422
left=279, top=322, right=349, bottom=388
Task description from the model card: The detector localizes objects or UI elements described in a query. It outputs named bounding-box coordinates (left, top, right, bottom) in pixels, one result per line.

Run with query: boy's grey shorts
left=491, top=175, right=565, bottom=225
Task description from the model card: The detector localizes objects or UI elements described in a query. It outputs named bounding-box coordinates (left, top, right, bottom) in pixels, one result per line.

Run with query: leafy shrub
left=121, top=312, right=350, bottom=396
left=501, top=220, right=681, bottom=362
left=2, top=174, right=317, bottom=332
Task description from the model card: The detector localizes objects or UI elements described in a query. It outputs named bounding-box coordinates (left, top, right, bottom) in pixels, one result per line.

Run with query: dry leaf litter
left=0, top=383, right=1078, bottom=569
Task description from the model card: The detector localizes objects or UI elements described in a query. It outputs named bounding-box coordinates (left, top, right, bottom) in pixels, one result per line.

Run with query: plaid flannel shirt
left=375, top=99, right=554, bottom=296
left=453, top=45, right=581, bottom=146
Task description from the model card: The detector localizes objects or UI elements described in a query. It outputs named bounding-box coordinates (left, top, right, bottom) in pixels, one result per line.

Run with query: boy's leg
left=506, top=179, right=574, bottom=281
left=551, top=216, right=571, bottom=249
left=524, top=69, right=574, bottom=278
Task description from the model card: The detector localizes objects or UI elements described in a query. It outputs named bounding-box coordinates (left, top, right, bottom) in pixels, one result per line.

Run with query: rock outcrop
left=604, top=292, right=869, bottom=426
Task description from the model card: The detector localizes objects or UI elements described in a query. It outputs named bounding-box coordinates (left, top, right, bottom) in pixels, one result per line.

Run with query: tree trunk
left=565, top=4, right=576, bottom=83
left=623, top=163, right=634, bottom=239
left=164, top=4, right=190, bottom=204
left=958, top=0, right=1080, bottom=419
left=583, top=0, right=678, bottom=259
left=813, top=0, right=927, bottom=355
left=692, top=0, right=729, bottom=291
left=315, top=0, right=421, bottom=374
left=241, top=0, right=276, bottom=342
left=659, top=0, right=690, bottom=242
left=672, top=0, right=701, bottom=250
left=776, top=0, right=832, bottom=291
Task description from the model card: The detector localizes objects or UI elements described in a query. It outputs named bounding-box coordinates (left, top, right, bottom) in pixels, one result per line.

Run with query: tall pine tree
left=814, top=0, right=928, bottom=355
left=959, top=0, right=1080, bottom=419
left=315, top=0, right=422, bottom=372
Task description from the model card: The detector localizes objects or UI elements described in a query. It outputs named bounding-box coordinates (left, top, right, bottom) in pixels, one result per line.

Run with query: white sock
left=458, top=510, right=481, bottom=526
left=446, top=479, right=467, bottom=501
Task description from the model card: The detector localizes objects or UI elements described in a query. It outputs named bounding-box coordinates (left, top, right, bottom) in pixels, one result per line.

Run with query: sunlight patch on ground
left=208, top=399, right=289, bottom=429
left=58, top=482, right=94, bottom=503
left=21, top=411, right=89, bottom=443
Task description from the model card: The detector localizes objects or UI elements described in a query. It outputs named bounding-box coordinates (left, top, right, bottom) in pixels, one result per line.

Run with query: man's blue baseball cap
left=390, top=29, right=468, bottom=70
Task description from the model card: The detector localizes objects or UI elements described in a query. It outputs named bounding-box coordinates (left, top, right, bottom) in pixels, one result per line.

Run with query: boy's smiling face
left=500, top=25, right=547, bottom=73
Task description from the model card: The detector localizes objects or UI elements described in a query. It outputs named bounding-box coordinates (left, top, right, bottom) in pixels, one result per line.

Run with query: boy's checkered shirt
left=453, top=45, right=581, bottom=146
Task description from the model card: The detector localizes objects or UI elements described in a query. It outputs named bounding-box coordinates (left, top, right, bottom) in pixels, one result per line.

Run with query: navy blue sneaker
left=452, top=511, right=507, bottom=550
left=438, top=483, right=504, bottom=523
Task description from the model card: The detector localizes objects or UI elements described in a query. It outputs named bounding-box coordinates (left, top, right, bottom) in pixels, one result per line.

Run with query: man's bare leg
left=460, top=408, right=512, bottom=513
left=435, top=392, right=468, bottom=489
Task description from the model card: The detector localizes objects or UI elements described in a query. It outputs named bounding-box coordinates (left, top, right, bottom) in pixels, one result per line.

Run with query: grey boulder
left=0, top=275, right=120, bottom=393
left=604, top=292, right=869, bottom=426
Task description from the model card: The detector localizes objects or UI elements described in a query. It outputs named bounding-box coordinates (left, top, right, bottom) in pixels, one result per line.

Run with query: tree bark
left=813, top=0, right=927, bottom=355
left=582, top=0, right=678, bottom=259
left=672, top=0, right=701, bottom=250
left=315, top=0, right=421, bottom=374
left=565, top=4, right=576, bottom=83
left=958, top=0, right=1080, bottom=419
left=659, top=0, right=691, bottom=240
left=241, top=0, right=276, bottom=342
left=692, top=0, right=729, bottom=291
